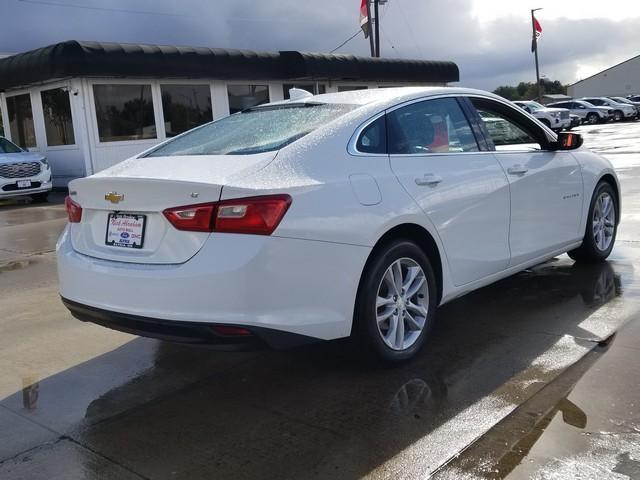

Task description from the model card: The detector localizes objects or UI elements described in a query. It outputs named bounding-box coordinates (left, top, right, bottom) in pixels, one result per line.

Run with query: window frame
left=40, top=86, right=77, bottom=148
left=88, top=79, right=161, bottom=147
left=466, top=95, right=555, bottom=153
left=348, top=94, right=491, bottom=157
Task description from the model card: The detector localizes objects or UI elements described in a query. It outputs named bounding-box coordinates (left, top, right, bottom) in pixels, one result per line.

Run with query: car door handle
left=507, top=165, right=529, bottom=175
left=415, top=174, right=443, bottom=186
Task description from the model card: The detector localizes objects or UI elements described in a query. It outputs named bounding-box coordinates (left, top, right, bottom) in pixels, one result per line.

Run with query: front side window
left=6, top=94, right=36, bottom=149
left=93, top=84, right=156, bottom=142
left=0, top=137, right=23, bottom=153
left=227, top=85, right=269, bottom=115
left=41, top=88, right=75, bottom=146
left=161, top=84, right=212, bottom=137
left=145, top=103, right=355, bottom=157
left=473, top=103, right=540, bottom=148
left=387, top=97, right=479, bottom=154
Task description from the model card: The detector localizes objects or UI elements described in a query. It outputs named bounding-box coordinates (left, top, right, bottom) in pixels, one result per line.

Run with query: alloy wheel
left=375, top=258, right=429, bottom=351
left=593, top=192, right=615, bottom=252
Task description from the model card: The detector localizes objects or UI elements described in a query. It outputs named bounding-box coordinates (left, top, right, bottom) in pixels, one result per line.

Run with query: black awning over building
left=0, top=40, right=459, bottom=91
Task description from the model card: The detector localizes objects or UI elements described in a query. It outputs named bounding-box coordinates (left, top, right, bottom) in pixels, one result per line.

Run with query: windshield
left=0, top=138, right=23, bottom=154
left=145, top=103, right=355, bottom=157
left=528, top=101, right=545, bottom=110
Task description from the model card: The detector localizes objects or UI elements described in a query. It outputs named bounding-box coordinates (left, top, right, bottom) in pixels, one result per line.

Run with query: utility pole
left=366, top=0, right=375, bottom=57
left=374, top=0, right=381, bottom=57
left=531, top=8, right=543, bottom=101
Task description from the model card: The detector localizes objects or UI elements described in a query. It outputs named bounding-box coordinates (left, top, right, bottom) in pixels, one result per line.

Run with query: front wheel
left=586, top=113, right=599, bottom=125
left=568, top=182, right=618, bottom=263
left=613, top=110, right=623, bottom=122
left=354, top=240, right=437, bottom=363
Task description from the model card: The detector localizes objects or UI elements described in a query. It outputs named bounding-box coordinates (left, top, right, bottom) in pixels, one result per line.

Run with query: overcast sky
left=1, top=0, right=638, bottom=90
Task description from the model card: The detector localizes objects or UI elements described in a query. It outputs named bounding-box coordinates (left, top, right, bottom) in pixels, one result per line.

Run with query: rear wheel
left=568, top=182, right=617, bottom=263
left=354, top=240, right=437, bottom=363
left=586, top=113, right=599, bottom=125
left=30, top=192, right=49, bottom=203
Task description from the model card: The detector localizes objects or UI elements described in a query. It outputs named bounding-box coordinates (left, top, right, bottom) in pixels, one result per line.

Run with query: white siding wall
left=568, top=56, right=640, bottom=97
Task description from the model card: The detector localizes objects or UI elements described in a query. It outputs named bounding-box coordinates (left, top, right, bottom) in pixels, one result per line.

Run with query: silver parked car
left=0, top=137, right=52, bottom=203
left=608, top=97, right=640, bottom=118
left=581, top=97, right=636, bottom=121
left=547, top=100, right=613, bottom=125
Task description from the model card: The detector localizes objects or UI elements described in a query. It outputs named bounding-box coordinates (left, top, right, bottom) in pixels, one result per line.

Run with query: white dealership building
left=568, top=54, right=640, bottom=98
left=0, top=40, right=459, bottom=187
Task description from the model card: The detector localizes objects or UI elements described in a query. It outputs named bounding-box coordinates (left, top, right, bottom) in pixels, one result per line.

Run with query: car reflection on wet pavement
left=1, top=122, right=639, bottom=479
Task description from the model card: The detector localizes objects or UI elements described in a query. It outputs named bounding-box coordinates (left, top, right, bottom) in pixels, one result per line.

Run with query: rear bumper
left=57, top=225, right=370, bottom=343
left=61, top=297, right=317, bottom=349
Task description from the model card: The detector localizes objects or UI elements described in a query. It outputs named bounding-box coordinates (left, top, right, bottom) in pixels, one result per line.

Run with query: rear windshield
left=0, top=138, right=23, bottom=154
left=145, top=103, right=355, bottom=157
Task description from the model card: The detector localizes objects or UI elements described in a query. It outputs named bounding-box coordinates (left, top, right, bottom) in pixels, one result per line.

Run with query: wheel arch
left=360, top=223, right=444, bottom=306
left=598, top=173, right=621, bottom=225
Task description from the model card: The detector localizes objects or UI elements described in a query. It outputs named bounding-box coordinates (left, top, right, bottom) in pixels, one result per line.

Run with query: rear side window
left=387, top=98, right=479, bottom=154
left=356, top=115, right=386, bottom=154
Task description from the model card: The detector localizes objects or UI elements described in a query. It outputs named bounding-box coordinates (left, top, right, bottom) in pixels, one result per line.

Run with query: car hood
left=0, top=152, right=45, bottom=164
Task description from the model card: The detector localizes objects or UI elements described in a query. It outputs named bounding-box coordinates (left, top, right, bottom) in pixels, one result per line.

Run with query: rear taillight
left=162, top=203, right=216, bottom=232
left=65, top=196, right=82, bottom=223
left=215, top=195, right=292, bottom=235
left=163, top=194, right=291, bottom=236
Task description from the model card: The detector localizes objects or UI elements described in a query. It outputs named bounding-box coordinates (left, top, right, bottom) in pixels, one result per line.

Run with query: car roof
left=264, top=86, right=505, bottom=109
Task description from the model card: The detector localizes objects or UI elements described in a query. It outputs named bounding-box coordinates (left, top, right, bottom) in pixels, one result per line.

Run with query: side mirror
left=552, top=131, right=583, bottom=151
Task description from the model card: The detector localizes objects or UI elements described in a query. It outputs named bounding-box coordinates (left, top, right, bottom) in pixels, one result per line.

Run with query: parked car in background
left=547, top=100, right=613, bottom=125
left=57, top=87, right=620, bottom=362
left=608, top=97, right=640, bottom=118
left=569, top=114, right=581, bottom=129
left=581, top=97, right=636, bottom=121
left=627, top=95, right=640, bottom=103
left=513, top=100, right=571, bottom=131
left=0, top=137, right=52, bottom=203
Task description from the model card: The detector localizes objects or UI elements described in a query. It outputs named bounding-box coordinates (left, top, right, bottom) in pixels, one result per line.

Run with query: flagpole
left=366, top=0, right=375, bottom=57
left=531, top=8, right=543, bottom=101
left=374, top=0, right=381, bottom=57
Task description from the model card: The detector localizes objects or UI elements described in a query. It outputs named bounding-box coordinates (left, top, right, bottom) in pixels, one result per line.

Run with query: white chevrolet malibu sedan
left=57, top=87, right=620, bottom=362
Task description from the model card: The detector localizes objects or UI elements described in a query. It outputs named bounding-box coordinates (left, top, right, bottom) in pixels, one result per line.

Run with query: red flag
left=360, top=0, right=370, bottom=38
left=531, top=16, right=542, bottom=52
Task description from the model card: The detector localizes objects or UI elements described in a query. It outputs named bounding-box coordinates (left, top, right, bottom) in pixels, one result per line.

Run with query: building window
left=41, top=88, right=75, bottom=146
left=282, top=83, right=327, bottom=99
left=93, top=84, right=156, bottom=142
left=227, top=85, right=269, bottom=114
left=6, top=94, right=36, bottom=149
left=161, top=84, right=212, bottom=137
left=338, top=85, right=368, bottom=92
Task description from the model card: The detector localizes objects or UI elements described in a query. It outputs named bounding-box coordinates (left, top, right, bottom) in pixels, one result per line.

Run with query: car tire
left=613, top=110, right=623, bottom=122
left=30, top=193, right=49, bottom=203
left=568, top=181, right=618, bottom=263
left=586, top=113, right=599, bottom=125
left=354, top=240, right=437, bottom=363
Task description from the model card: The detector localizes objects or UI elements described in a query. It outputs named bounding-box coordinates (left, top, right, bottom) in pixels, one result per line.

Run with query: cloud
left=1, top=0, right=638, bottom=91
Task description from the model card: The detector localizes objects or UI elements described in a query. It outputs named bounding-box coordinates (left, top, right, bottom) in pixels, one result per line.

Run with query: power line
left=17, top=0, right=194, bottom=17
left=329, top=30, right=363, bottom=54
left=396, top=0, right=424, bottom=58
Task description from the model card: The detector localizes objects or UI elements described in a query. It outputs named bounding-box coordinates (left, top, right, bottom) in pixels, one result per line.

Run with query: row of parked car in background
left=514, top=95, right=640, bottom=130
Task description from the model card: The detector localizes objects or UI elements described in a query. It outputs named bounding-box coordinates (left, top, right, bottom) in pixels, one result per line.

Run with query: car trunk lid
left=68, top=153, right=275, bottom=264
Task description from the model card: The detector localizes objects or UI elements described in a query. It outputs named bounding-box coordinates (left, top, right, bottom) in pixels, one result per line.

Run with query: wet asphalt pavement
left=0, top=122, right=639, bottom=479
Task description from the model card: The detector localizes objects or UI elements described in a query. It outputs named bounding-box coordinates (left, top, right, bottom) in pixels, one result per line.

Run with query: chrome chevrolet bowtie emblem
left=104, top=192, right=124, bottom=204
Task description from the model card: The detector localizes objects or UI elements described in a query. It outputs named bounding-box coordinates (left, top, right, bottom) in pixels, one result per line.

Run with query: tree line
left=493, top=79, right=568, bottom=101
